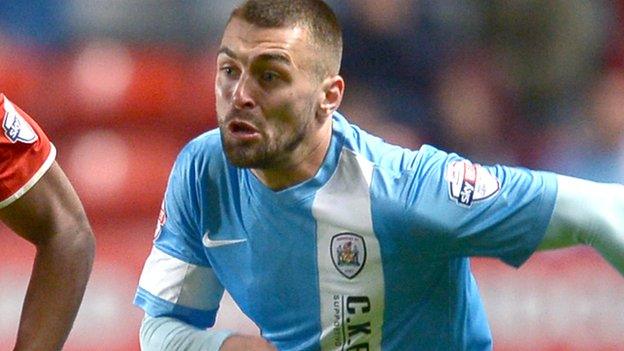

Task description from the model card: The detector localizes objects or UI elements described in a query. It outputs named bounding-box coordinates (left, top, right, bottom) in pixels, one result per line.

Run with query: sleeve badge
left=2, top=98, right=38, bottom=144
left=445, top=160, right=500, bottom=207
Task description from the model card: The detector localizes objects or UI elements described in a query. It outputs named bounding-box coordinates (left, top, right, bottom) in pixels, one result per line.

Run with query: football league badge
left=446, top=160, right=500, bottom=207
left=331, top=232, right=366, bottom=279
left=2, top=99, right=38, bottom=144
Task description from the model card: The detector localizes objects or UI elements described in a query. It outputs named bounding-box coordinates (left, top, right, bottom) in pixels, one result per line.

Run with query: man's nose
left=233, top=75, right=256, bottom=110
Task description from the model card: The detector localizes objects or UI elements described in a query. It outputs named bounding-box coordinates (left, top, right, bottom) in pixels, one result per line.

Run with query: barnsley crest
left=2, top=99, right=38, bottom=144
left=446, top=160, right=500, bottom=206
left=331, top=233, right=366, bottom=279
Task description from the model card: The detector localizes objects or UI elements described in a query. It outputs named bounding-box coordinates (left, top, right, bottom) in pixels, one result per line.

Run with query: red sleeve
left=0, top=94, right=56, bottom=208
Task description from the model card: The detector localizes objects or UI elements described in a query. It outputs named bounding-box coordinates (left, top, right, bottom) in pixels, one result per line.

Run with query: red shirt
left=0, top=94, right=55, bottom=208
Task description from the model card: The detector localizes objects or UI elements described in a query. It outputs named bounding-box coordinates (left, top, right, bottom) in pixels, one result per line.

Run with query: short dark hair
left=229, top=0, right=343, bottom=78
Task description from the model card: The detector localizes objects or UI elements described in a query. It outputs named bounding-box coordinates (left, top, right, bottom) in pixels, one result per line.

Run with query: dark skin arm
left=0, top=162, right=95, bottom=351
left=220, top=335, right=277, bottom=350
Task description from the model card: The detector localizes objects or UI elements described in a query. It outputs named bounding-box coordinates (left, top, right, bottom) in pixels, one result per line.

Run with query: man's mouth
left=227, top=120, right=261, bottom=140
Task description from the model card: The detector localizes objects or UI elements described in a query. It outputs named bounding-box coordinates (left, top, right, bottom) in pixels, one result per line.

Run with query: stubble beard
left=220, top=113, right=312, bottom=170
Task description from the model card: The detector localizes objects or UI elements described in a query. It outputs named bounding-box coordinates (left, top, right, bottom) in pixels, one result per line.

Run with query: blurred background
left=0, top=0, right=623, bottom=350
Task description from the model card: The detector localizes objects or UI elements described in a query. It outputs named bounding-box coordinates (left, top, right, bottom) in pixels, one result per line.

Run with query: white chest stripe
left=313, top=149, right=385, bottom=351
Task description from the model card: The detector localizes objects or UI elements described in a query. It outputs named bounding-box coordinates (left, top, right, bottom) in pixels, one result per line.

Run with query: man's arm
left=140, top=314, right=276, bottom=351
left=538, top=175, right=624, bottom=275
left=0, top=162, right=95, bottom=351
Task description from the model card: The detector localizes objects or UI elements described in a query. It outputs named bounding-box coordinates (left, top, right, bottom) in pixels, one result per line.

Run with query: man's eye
left=221, top=67, right=236, bottom=76
left=262, top=71, right=279, bottom=82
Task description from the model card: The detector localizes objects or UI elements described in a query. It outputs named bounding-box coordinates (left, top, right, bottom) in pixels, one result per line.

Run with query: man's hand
left=220, top=335, right=277, bottom=351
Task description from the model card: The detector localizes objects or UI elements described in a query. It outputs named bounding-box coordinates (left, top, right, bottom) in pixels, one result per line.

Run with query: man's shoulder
left=180, top=128, right=223, bottom=158
left=334, top=112, right=441, bottom=174
left=174, top=128, right=226, bottom=172
left=0, top=94, right=56, bottom=207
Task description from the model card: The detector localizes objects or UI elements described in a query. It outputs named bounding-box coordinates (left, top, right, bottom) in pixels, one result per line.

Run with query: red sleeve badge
left=0, top=94, right=55, bottom=208
left=446, top=160, right=500, bottom=207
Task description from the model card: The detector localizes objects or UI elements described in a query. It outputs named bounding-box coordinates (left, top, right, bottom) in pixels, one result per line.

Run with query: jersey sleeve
left=373, top=145, right=558, bottom=267
left=0, top=94, right=56, bottom=209
left=134, top=144, right=225, bottom=329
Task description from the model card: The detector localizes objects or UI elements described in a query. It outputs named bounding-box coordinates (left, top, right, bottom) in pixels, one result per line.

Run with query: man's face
left=215, top=17, right=322, bottom=169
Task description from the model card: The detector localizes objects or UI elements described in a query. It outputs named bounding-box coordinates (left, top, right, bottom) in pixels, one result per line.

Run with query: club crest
left=446, top=160, right=500, bottom=207
left=330, top=233, right=366, bottom=279
left=2, top=99, right=38, bottom=144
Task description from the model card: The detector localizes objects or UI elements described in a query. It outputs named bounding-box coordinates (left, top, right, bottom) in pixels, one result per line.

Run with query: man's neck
left=251, top=121, right=332, bottom=191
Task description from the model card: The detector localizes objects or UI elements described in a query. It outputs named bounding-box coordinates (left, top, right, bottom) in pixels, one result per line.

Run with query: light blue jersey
left=135, top=112, right=557, bottom=350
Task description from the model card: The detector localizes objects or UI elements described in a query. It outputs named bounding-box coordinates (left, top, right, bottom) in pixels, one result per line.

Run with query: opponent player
left=0, top=94, right=95, bottom=350
left=134, top=1, right=624, bottom=350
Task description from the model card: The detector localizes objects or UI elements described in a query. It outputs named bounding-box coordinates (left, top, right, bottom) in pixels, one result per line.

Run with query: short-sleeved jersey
left=135, top=112, right=557, bottom=350
left=0, top=94, right=56, bottom=209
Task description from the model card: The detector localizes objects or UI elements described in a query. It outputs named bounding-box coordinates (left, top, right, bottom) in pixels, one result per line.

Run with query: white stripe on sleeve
left=138, top=246, right=224, bottom=311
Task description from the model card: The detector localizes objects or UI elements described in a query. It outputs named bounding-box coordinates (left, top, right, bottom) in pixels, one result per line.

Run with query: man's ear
left=317, top=75, right=345, bottom=121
